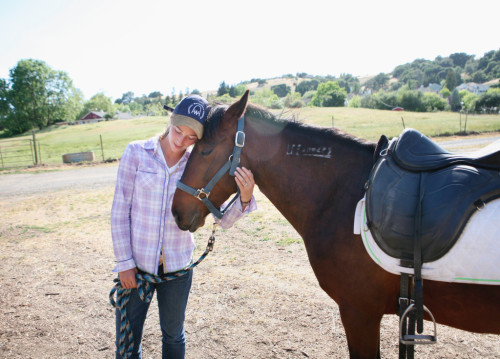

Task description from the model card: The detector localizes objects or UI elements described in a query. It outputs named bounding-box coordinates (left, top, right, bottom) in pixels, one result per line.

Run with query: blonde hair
left=158, top=124, right=171, bottom=140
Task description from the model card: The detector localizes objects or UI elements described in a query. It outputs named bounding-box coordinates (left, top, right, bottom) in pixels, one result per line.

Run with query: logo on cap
left=188, top=103, right=205, bottom=120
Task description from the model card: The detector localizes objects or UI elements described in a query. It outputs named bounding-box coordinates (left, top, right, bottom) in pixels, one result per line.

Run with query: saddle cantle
left=365, top=128, right=500, bottom=263
left=392, top=128, right=500, bottom=171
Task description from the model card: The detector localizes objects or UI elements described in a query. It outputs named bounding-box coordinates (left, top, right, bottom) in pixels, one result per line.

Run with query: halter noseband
left=176, top=115, right=246, bottom=219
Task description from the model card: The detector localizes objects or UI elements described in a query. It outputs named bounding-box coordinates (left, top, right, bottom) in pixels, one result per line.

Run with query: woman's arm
left=111, top=144, right=138, bottom=273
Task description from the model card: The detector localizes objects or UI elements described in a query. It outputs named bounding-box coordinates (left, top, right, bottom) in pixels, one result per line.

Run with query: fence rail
left=0, top=138, right=36, bottom=169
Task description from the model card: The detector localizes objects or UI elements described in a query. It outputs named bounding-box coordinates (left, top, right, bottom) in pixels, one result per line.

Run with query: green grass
left=282, top=107, right=500, bottom=141
left=0, top=108, right=499, bottom=166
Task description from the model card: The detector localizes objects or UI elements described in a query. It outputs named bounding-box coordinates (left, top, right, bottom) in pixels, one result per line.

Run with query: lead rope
left=109, top=223, right=219, bottom=358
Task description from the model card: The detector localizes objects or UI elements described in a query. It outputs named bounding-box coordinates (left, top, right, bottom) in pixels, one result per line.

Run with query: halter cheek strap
left=176, top=115, right=245, bottom=219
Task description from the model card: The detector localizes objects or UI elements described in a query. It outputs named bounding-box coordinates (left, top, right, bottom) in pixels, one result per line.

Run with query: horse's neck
left=245, top=121, right=374, bottom=237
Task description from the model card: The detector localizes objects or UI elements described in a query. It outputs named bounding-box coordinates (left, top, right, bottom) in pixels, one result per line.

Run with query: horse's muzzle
left=172, top=208, right=204, bottom=232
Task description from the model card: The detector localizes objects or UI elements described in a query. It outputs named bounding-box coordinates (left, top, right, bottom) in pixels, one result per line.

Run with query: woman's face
left=167, top=125, right=198, bottom=155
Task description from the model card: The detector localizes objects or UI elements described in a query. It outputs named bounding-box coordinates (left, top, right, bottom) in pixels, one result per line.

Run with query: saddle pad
left=354, top=196, right=500, bottom=285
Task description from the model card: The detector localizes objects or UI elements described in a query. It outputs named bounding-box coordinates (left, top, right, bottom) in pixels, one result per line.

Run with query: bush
left=423, top=93, right=447, bottom=111
left=311, top=81, right=347, bottom=107
left=284, top=93, right=303, bottom=108
left=373, top=91, right=398, bottom=110
left=348, top=95, right=361, bottom=108
left=360, top=95, right=374, bottom=109
left=397, top=87, right=426, bottom=112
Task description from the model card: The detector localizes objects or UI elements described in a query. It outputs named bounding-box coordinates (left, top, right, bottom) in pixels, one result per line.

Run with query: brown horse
left=172, top=91, right=500, bottom=358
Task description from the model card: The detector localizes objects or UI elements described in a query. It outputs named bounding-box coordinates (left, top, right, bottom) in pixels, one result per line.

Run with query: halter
left=176, top=115, right=246, bottom=219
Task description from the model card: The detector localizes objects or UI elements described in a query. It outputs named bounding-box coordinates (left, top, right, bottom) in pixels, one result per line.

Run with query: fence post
left=100, top=134, right=105, bottom=161
left=32, top=131, right=38, bottom=165
left=38, top=141, right=42, bottom=164
left=401, top=116, right=406, bottom=129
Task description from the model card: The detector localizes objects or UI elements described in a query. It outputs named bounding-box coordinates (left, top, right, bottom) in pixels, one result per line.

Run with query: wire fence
left=0, top=138, right=38, bottom=169
left=0, top=133, right=110, bottom=169
left=37, top=134, right=108, bottom=166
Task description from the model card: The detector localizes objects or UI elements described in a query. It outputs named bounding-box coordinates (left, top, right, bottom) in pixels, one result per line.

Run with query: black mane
left=204, top=102, right=373, bottom=148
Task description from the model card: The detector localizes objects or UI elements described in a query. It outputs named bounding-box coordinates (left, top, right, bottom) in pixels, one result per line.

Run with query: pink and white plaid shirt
left=111, top=136, right=256, bottom=275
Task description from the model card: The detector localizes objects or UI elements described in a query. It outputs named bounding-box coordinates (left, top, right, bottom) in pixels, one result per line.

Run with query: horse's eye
left=200, top=148, right=213, bottom=156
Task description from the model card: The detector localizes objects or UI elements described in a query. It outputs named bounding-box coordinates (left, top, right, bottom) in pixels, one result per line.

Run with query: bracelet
left=240, top=199, right=251, bottom=206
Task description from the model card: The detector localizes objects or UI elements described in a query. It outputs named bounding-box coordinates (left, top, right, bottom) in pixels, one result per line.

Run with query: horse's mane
left=204, top=102, right=374, bottom=148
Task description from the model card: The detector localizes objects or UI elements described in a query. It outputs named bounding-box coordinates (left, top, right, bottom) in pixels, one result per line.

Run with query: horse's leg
left=339, top=305, right=382, bottom=359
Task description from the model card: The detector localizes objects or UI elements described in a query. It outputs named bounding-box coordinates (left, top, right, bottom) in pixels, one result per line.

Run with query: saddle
left=366, top=128, right=500, bottom=263
left=364, top=128, right=500, bottom=353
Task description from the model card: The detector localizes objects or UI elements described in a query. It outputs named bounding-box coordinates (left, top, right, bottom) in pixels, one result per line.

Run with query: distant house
left=456, top=82, right=490, bottom=95
left=75, top=110, right=135, bottom=125
left=418, top=83, right=442, bottom=93
left=76, top=111, right=106, bottom=125
left=116, top=112, right=134, bottom=120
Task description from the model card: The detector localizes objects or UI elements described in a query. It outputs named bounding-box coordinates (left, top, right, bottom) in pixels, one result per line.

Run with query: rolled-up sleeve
left=111, top=144, right=138, bottom=272
left=216, top=196, right=257, bottom=229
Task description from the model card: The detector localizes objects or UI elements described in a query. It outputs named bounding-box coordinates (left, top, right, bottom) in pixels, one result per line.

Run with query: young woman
left=111, top=95, right=256, bottom=358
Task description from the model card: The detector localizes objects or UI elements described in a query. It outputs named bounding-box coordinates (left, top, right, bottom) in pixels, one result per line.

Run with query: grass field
left=1, top=107, right=499, bottom=166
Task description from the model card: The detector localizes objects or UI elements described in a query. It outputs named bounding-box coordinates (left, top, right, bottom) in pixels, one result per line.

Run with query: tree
left=217, top=81, right=229, bottom=96
left=296, top=80, right=319, bottom=96
left=311, top=81, right=347, bottom=107
left=449, top=53, right=474, bottom=68
left=365, top=73, right=390, bottom=91
left=2, top=59, right=83, bottom=135
left=148, top=91, right=163, bottom=98
left=271, top=84, right=291, bottom=98
left=115, top=91, right=134, bottom=104
left=81, top=93, right=114, bottom=116
left=0, top=79, right=9, bottom=130
left=450, top=88, right=461, bottom=111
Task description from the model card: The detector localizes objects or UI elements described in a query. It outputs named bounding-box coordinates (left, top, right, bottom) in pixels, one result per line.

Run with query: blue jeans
left=115, top=270, right=193, bottom=359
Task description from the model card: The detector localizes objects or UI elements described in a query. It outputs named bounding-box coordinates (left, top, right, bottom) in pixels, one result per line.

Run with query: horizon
left=1, top=0, right=499, bottom=100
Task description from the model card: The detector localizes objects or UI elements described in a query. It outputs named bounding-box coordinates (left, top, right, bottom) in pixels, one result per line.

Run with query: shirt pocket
left=136, top=166, right=159, bottom=189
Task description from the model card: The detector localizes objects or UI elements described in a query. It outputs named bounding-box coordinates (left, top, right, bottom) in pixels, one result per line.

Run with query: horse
left=171, top=91, right=500, bottom=358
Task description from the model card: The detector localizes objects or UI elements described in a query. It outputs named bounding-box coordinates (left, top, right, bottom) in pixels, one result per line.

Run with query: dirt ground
left=0, top=173, right=499, bottom=358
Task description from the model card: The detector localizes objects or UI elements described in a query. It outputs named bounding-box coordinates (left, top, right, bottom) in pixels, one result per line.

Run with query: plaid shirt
left=111, top=136, right=256, bottom=274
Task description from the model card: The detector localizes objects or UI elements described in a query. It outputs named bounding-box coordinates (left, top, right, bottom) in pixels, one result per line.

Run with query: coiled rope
left=109, top=223, right=218, bottom=358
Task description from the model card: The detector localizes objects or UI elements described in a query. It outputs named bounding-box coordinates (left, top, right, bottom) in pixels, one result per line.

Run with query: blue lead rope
left=109, top=223, right=218, bottom=358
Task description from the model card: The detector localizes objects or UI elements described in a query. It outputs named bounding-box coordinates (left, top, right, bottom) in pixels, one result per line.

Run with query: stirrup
left=399, top=303, right=437, bottom=345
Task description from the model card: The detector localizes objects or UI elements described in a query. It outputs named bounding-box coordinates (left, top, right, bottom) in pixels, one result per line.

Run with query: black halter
left=176, top=115, right=246, bottom=219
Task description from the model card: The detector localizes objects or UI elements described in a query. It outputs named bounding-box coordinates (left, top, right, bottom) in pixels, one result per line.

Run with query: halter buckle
left=235, top=131, right=245, bottom=148
left=195, top=188, right=210, bottom=200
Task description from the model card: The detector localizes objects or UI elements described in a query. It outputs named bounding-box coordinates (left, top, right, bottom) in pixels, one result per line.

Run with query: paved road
left=0, top=165, right=118, bottom=197
left=0, top=136, right=498, bottom=198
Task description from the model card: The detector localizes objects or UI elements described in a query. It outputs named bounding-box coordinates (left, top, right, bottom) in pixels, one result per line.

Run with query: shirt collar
left=143, top=136, right=191, bottom=164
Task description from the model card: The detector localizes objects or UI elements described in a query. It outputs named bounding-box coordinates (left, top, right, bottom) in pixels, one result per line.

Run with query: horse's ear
left=224, top=90, right=249, bottom=123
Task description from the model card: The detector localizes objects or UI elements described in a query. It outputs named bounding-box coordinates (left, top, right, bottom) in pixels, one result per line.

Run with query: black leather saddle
left=366, top=128, right=500, bottom=264
left=365, top=128, right=500, bottom=350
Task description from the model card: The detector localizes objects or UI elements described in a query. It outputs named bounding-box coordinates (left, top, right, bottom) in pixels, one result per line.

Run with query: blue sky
left=1, top=0, right=499, bottom=100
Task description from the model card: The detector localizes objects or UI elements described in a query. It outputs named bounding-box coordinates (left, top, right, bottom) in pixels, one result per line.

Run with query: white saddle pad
left=354, top=196, right=500, bottom=285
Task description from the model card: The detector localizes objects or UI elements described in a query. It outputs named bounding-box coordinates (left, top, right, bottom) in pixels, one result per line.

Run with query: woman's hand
left=119, top=267, right=138, bottom=289
left=235, top=167, right=255, bottom=207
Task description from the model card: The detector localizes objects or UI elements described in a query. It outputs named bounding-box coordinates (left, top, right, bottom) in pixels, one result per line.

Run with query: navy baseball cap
left=170, top=95, right=208, bottom=139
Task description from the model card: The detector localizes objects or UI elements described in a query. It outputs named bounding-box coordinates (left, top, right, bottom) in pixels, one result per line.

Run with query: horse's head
left=172, top=91, right=249, bottom=232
